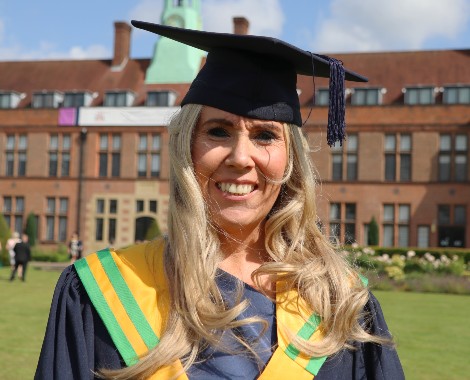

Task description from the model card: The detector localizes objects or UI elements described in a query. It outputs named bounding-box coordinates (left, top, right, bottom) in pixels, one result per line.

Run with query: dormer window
left=315, top=88, right=330, bottom=106
left=32, top=91, right=64, bottom=109
left=403, top=86, right=436, bottom=105
left=0, top=91, right=22, bottom=109
left=351, top=88, right=384, bottom=105
left=443, top=85, right=470, bottom=104
left=146, top=90, right=177, bottom=107
left=63, top=91, right=94, bottom=107
left=104, top=90, right=135, bottom=107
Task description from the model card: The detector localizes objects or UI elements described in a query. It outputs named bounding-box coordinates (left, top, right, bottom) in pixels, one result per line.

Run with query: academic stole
left=75, top=242, right=328, bottom=379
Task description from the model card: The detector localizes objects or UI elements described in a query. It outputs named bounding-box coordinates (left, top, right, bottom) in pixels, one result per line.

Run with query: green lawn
left=376, top=290, right=470, bottom=380
left=0, top=266, right=469, bottom=379
left=0, top=265, right=62, bottom=380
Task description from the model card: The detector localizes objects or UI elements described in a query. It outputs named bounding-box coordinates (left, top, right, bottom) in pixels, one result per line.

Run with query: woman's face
left=192, top=106, right=288, bottom=235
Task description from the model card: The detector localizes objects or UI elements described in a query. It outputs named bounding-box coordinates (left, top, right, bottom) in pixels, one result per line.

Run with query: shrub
left=25, top=212, right=38, bottom=247
left=144, top=219, right=162, bottom=241
left=0, top=213, right=11, bottom=266
left=368, top=216, right=379, bottom=246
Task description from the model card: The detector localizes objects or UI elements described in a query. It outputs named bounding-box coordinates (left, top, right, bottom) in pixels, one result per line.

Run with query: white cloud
left=0, top=15, right=110, bottom=61
left=0, top=39, right=110, bottom=61
left=311, top=0, right=470, bottom=52
left=129, top=0, right=164, bottom=33
left=202, top=0, right=284, bottom=37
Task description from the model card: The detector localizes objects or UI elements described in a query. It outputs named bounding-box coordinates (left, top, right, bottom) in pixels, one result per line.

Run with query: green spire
left=145, top=0, right=205, bottom=84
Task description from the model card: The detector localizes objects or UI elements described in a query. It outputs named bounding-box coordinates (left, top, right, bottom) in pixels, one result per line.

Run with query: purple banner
left=58, top=107, right=77, bottom=126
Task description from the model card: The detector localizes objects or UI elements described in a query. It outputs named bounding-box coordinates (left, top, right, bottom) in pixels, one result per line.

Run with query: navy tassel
left=327, top=58, right=346, bottom=147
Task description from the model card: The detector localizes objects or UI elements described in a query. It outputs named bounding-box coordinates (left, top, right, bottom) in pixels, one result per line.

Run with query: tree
left=144, top=219, right=162, bottom=241
left=25, top=212, right=37, bottom=246
left=0, top=213, right=11, bottom=266
left=368, top=216, right=379, bottom=246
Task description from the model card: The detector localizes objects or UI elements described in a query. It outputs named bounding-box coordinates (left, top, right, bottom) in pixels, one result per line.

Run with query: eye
left=207, top=127, right=230, bottom=138
left=254, top=130, right=278, bottom=143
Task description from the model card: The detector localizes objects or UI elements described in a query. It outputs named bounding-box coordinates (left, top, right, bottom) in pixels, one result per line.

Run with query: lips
left=216, top=182, right=255, bottom=195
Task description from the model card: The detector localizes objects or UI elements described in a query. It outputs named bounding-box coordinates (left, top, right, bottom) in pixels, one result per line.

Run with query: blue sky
left=0, top=0, right=469, bottom=61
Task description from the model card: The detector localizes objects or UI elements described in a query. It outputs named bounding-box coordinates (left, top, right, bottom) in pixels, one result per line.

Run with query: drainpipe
left=77, top=127, right=87, bottom=236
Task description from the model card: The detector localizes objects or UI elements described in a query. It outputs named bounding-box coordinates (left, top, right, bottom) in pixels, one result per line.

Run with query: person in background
left=6, top=231, right=21, bottom=272
left=68, top=232, right=83, bottom=264
left=9, top=233, right=31, bottom=282
left=35, top=21, right=404, bottom=379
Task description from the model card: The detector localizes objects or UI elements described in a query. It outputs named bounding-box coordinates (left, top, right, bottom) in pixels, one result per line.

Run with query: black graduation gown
left=35, top=266, right=405, bottom=380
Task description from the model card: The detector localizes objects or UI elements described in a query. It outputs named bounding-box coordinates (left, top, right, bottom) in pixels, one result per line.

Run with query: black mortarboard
left=131, top=20, right=367, bottom=146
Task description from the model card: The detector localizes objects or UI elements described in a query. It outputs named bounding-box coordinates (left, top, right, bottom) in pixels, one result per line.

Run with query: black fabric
left=35, top=265, right=405, bottom=380
left=13, top=241, right=31, bottom=262
left=130, top=21, right=367, bottom=128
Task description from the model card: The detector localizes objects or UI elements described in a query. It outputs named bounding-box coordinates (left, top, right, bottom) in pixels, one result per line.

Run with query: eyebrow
left=202, top=118, right=283, bottom=131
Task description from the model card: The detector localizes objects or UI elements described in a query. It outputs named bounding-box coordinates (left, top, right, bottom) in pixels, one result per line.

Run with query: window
left=344, top=203, right=356, bottom=244
left=438, top=204, right=466, bottom=247
left=137, top=134, right=161, bottom=178
left=351, top=88, right=382, bottom=105
left=404, top=86, right=435, bottom=105
left=399, top=134, right=411, bottom=181
left=49, top=134, right=71, bottom=177
left=63, top=91, right=93, bottom=107
left=95, top=198, right=118, bottom=243
left=332, top=145, right=343, bottom=181
left=315, top=88, right=329, bottom=106
left=45, top=197, right=68, bottom=242
left=385, top=134, right=412, bottom=181
left=136, top=200, right=145, bottom=212
left=104, top=91, right=135, bottom=107
left=328, top=202, right=356, bottom=244
left=149, top=200, right=158, bottom=213
left=398, top=204, right=410, bottom=247
left=383, top=204, right=395, bottom=247
left=346, top=135, right=358, bottom=180
left=417, top=226, right=430, bottom=248
left=3, top=196, right=13, bottom=229
left=4, top=134, right=27, bottom=177
left=329, top=203, right=341, bottom=242
left=443, top=85, right=470, bottom=104
left=99, top=134, right=121, bottom=178
left=0, top=91, right=22, bottom=109
left=330, top=135, right=358, bottom=181
left=439, top=134, right=468, bottom=182
left=32, top=91, right=64, bottom=108
left=146, top=91, right=177, bottom=107
left=384, top=135, right=396, bottom=181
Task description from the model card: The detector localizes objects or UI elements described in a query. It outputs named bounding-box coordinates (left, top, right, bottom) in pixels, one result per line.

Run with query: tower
left=145, top=0, right=205, bottom=84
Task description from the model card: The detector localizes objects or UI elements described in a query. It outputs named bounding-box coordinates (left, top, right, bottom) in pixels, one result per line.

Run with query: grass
left=0, top=266, right=469, bottom=379
left=0, top=265, right=62, bottom=380
left=375, top=291, right=470, bottom=380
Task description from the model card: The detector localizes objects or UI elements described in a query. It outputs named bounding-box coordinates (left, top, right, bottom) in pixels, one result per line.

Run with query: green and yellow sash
left=75, top=241, right=336, bottom=379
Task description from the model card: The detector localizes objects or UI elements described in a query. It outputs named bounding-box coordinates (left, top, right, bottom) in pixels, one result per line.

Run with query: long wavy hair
left=102, top=104, right=389, bottom=379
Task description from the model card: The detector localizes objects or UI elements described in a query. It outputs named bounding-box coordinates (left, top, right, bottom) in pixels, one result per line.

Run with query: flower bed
left=347, top=245, right=470, bottom=295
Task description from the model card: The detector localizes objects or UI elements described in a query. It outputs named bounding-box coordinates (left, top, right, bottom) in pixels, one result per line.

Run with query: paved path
left=30, top=261, right=70, bottom=271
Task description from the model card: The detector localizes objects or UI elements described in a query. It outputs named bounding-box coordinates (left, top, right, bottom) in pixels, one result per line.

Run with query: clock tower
left=145, top=0, right=205, bottom=84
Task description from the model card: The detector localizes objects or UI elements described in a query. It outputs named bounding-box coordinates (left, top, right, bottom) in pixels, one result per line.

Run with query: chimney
left=112, top=21, right=131, bottom=68
left=233, top=17, right=249, bottom=35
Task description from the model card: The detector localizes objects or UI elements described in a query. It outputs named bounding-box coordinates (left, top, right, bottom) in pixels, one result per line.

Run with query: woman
left=35, top=21, right=404, bottom=379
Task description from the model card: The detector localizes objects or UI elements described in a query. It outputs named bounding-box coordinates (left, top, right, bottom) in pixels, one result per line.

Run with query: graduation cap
left=131, top=20, right=367, bottom=146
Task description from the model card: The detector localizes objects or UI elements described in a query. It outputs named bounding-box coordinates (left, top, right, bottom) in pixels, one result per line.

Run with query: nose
left=224, top=135, right=255, bottom=169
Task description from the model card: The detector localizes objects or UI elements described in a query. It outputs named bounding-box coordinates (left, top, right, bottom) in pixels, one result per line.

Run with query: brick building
left=0, top=4, right=469, bottom=252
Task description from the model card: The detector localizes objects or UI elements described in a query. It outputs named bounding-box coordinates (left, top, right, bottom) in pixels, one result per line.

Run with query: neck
left=216, top=223, right=273, bottom=292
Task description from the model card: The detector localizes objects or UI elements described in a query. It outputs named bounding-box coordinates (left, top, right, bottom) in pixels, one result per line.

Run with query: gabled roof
left=0, top=49, right=468, bottom=109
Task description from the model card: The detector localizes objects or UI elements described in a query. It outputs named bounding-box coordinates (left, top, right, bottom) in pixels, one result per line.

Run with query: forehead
left=198, top=106, right=284, bottom=129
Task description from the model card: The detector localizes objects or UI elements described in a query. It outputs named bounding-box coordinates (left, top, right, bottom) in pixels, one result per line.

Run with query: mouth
left=216, top=182, right=256, bottom=196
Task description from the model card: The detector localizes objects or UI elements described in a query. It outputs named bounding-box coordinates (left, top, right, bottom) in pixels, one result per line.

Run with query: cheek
left=261, top=147, right=288, bottom=181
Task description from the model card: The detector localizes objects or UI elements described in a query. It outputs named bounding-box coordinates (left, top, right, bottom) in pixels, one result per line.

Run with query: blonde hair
left=102, top=104, right=388, bottom=379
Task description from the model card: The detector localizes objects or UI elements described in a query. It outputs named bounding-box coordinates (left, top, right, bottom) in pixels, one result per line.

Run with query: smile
left=216, top=182, right=255, bottom=195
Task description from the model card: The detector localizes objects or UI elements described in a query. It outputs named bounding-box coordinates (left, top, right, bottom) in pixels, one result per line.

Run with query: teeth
left=218, top=183, right=254, bottom=195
